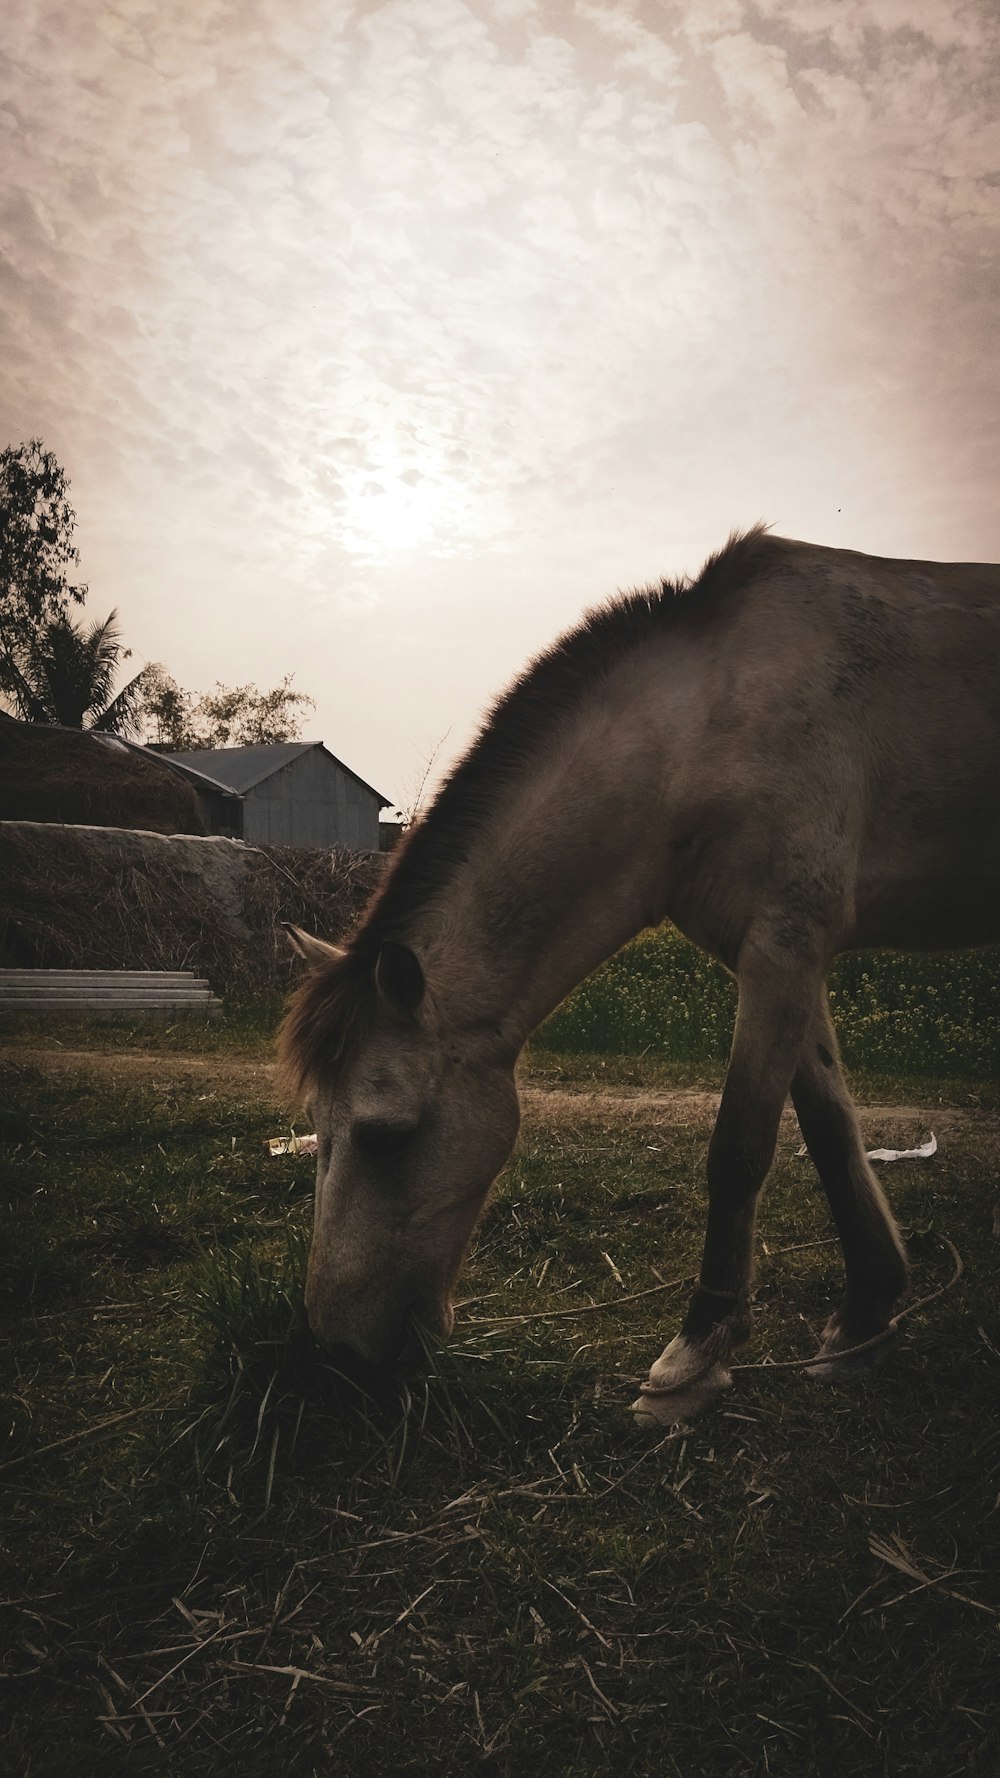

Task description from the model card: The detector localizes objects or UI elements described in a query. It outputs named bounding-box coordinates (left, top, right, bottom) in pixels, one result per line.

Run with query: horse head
left=281, top=925, right=520, bottom=1370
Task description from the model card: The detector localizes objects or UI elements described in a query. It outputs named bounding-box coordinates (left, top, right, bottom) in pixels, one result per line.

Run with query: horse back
left=664, top=538, right=1000, bottom=956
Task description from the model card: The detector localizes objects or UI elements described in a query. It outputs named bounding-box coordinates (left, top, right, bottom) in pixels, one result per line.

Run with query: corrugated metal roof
left=159, top=742, right=393, bottom=806
left=161, top=742, right=311, bottom=793
left=112, top=737, right=243, bottom=800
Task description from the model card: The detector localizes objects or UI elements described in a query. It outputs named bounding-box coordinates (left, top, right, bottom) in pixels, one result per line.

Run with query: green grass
left=0, top=991, right=287, bottom=1058
left=538, top=929, right=1000, bottom=1079
left=8, top=926, right=998, bottom=1083
left=2, top=1040, right=999, bottom=1776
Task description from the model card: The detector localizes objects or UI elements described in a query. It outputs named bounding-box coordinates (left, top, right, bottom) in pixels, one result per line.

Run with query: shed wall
left=241, top=751, right=381, bottom=848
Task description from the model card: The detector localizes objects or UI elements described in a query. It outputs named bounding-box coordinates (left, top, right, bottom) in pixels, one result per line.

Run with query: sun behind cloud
left=339, top=457, right=473, bottom=561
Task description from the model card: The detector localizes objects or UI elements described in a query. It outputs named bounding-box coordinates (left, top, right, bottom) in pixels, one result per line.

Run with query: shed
left=157, top=742, right=392, bottom=849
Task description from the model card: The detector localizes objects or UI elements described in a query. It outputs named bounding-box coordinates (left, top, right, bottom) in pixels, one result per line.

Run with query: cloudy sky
left=2, top=0, right=998, bottom=807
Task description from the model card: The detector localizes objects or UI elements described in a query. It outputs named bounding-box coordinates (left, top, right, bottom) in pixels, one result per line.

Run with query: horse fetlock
left=823, top=1294, right=896, bottom=1349
left=872, top=1233, right=910, bottom=1302
left=807, top=1306, right=898, bottom=1380
left=681, top=1285, right=753, bottom=1350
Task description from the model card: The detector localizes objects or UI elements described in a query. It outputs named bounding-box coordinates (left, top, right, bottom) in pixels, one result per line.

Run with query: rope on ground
left=636, top=1233, right=965, bottom=1395
left=464, top=1231, right=964, bottom=1351
left=730, top=1234, right=964, bottom=1372
left=461, top=1273, right=691, bottom=1327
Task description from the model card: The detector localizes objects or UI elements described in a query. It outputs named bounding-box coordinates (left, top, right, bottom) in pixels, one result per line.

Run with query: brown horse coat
left=282, top=530, right=1000, bottom=1415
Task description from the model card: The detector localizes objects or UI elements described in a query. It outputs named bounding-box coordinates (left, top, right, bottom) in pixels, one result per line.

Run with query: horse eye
left=352, top=1118, right=418, bottom=1159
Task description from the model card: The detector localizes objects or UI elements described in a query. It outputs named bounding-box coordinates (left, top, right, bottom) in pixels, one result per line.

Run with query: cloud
left=1, top=0, right=998, bottom=796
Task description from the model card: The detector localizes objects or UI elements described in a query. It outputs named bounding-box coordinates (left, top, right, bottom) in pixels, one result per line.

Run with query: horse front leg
left=635, top=945, right=819, bottom=1422
left=791, top=995, right=909, bottom=1373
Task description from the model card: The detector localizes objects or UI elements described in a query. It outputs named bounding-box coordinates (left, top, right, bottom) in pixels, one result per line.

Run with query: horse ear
left=283, top=923, right=346, bottom=967
left=375, top=941, right=425, bottom=1012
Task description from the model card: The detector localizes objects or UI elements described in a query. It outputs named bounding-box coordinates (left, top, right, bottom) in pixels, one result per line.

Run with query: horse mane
left=279, top=524, right=778, bottom=1099
left=279, top=948, right=378, bottom=1102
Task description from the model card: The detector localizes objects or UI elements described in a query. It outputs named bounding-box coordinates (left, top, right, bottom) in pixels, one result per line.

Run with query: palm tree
left=5, top=607, right=148, bottom=736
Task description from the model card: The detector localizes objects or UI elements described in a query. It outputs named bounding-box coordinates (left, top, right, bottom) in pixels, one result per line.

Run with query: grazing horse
left=281, top=528, right=1000, bottom=1416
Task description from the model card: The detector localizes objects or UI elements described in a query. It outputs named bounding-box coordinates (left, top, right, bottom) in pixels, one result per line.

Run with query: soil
left=2, top=1043, right=998, bottom=1164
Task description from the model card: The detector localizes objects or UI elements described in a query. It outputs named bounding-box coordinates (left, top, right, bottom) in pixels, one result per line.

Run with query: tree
left=142, top=671, right=314, bottom=749
left=5, top=607, right=148, bottom=736
left=0, top=441, right=86, bottom=690
left=140, top=666, right=200, bottom=749
left=194, top=676, right=315, bottom=746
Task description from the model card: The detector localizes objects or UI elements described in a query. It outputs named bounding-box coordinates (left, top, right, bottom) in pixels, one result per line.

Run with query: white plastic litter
left=266, top=1132, right=318, bottom=1157
left=865, top=1133, right=937, bottom=1162
left=796, top=1133, right=937, bottom=1162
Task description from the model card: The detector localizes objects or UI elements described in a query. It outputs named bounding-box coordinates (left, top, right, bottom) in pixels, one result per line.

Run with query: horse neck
left=414, top=655, right=674, bottom=1050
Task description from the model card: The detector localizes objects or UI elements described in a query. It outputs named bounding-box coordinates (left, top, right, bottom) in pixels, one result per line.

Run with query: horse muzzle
left=306, top=1282, right=454, bottom=1374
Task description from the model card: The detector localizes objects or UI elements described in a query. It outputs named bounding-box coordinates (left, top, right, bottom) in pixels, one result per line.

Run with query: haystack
left=0, top=713, right=205, bottom=835
left=0, top=819, right=384, bottom=993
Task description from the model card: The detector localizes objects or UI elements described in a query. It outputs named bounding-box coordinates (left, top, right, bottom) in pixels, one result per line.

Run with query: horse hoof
left=806, top=1323, right=897, bottom=1382
left=632, top=1335, right=733, bottom=1425
left=631, top=1364, right=733, bottom=1427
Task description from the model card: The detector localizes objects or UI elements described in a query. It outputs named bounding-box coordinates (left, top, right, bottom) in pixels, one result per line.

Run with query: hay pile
left=0, top=822, right=384, bottom=994
left=0, top=714, right=205, bottom=835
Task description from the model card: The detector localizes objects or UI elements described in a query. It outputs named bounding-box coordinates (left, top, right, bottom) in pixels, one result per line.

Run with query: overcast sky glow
left=2, top=0, right=999, bottom=807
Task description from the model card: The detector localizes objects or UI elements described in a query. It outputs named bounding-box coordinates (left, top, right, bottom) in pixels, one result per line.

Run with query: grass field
left=1, top=1008, right=999, bottom=1777
left=539, top=930, right=1000, bottom=1080
left=12, top=929, right=999, bottom=1082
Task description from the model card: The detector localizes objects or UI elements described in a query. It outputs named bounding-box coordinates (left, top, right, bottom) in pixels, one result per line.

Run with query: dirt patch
left=0, top=1045, right=278, bottom=1099
left=522, top=1086, right=1000, bottom=1173
left=3, top=1044, right=998, bottom=1166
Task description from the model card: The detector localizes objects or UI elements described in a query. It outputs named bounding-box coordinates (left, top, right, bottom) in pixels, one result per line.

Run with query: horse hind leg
left=635, top=943, right=821, bottom=1423
left=790, top=997, right=909, bottom=1375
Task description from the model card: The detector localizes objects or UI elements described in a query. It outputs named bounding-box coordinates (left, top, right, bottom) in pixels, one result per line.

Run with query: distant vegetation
left=0, top=441, right=144, bottom=736
left=141, top=666, right=315, bottom=749
left=1, top=437, right=313, bottom=747
left=4, top=604, right=148, bottom=736
left=539, top=927, right=1000, bottom=1080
